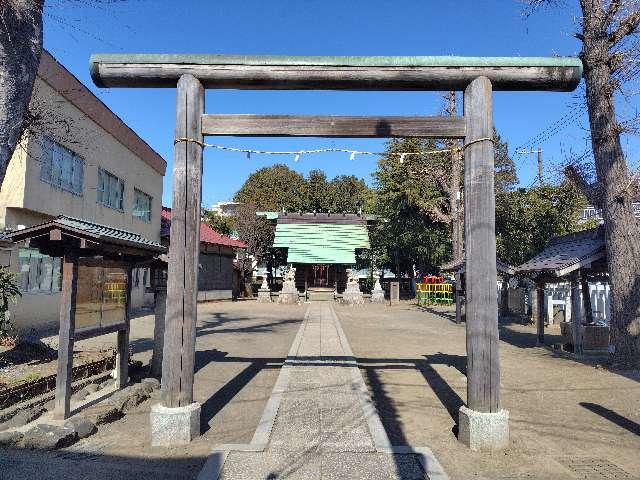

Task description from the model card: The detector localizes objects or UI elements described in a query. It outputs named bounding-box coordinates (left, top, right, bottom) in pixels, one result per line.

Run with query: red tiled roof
left=161, top=207, right=246, bottom=249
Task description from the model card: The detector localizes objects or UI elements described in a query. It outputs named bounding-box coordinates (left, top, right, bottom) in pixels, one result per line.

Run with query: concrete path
left=199, top=303, right=447, bottom=480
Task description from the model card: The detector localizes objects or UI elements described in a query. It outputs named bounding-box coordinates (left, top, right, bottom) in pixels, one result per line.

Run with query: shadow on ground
left=581, top=402, right=640, bottom=436
left=0, top=447, right=206, bottom=480
left=359, top=353, right=466, bottom=443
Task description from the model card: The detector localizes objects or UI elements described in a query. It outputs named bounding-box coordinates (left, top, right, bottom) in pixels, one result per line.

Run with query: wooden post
left=531, top=283, right=539, bottom=326
left=581, top=275, right=594, bottom=324
left=570, top=271, right=583, bottom=355
left=463, top=76, right=500, bottom=413
left=564, top=284, right=572, bottom=322
left=116, top=267, right=132, bottom=388
left=547, top=288, right=555, bottom=325
left=53, top=250, right=79, bottom=420
left=455, top=272, right=462, bottom=324
left=162, top=74, right=204, bottom=408
left=536, top=282, right=545, bottom=345
left=151, top=288, right=166, bottom=377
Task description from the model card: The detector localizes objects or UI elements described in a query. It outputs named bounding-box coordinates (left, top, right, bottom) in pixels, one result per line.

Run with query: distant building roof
left=258, top=212, right=378, bottom=223
left=516, top=226, right=605, bottom=277
left=440, top=257, right=516, bottom=275
left=161, top=207, right=246, bottom=249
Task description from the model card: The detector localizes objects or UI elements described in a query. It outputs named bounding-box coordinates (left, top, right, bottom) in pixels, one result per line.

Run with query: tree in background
left=495, top=183, right=597, bottom=266
left=328, top=175, right=369, bottom=213
left=201, top=208, right=234, bottom=236
left=234, top=164, right=307, bottom=212
left=304, top=169, right=329, bottom=212
left=0, top=1, right=44, bottom=187
left=371, top=138, right=453, bottom=276
left=232, top=203, right=275, bottom=296
left=525, top=0, right=640, bottom=365
left=373, top=130, right=518, bottom=274
left=494, top=130, right=519, bottom=193
left=234, top=164, right=370, bottom=213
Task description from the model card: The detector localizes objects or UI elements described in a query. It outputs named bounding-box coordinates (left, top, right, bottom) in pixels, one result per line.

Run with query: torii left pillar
left=151, top=74, right=204, bottom=446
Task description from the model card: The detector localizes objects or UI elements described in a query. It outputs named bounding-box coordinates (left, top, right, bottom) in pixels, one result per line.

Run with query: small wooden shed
left=516, top=226, right=608, bottom=352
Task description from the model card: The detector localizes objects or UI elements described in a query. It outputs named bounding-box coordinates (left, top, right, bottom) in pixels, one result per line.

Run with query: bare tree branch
left=421, top=203, right=452, bottom=224
left=609, top=10, right=640, bottom=46
left=606, top=0, right=622, bottom=22
left=564, top=164, right=603, bottom=206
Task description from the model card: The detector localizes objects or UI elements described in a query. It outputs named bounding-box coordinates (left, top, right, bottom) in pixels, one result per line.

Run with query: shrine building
left=262, top=212, right=372, bottom=300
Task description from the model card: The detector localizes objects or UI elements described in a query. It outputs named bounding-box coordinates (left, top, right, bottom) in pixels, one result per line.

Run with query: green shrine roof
left=273, top=223, right=370, bottom=264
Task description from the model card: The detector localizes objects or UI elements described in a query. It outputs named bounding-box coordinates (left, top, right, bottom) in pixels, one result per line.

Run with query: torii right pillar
left=459, top=76, right=509, bottom=451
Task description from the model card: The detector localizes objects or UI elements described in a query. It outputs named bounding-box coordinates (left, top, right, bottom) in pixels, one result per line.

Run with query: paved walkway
left=200, top=303, right=447, bottom=480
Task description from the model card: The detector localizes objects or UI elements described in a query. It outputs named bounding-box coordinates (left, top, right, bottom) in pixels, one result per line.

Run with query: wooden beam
left=463, top=76, right=501, bottom=414
left=74, top=321, right=126, bottom=340
left=90, top=55, right=583, bottom=92
left=201, top=114, right=465, bottom=138
left=162, top=74, right=204, bottom=408
left=52, top=251, right=78, bottom=420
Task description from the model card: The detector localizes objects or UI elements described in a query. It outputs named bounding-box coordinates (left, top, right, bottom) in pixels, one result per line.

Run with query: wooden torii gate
left=90, top=54, right=582, bottom=450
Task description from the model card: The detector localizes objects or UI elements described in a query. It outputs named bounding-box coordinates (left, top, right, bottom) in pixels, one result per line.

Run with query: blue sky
left=43, top=0, right=638, bottom=207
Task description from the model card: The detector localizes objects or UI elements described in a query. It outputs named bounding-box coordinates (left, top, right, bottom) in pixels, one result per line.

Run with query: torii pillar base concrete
left=150, top=402, right=200, bottom=446
left=458, top=406, right=509, bottom=452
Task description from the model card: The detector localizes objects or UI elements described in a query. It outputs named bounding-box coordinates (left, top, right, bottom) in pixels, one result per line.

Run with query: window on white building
left=97, top=168, right=124, bottom=210
left=39, top=136, right=84, bottom=195
left=133, top=189, right=152, bottom=222
left=19, top=248, right=61, bottom=294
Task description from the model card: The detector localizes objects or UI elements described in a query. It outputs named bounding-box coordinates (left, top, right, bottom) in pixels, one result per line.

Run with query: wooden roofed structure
left=516, top=226, right=608, bottom=353
left=9, top=216, right=166, bottom=419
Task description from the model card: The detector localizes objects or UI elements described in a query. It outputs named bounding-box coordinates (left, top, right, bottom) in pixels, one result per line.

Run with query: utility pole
left=516, top=147, right=544, bottom=185
left=537, top=147, right=543, bottom=184
left=446, top=91, right=464, bottom=260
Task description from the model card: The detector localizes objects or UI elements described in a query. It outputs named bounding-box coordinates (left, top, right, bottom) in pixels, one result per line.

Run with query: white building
left=0, top=51, right=166, bottom=333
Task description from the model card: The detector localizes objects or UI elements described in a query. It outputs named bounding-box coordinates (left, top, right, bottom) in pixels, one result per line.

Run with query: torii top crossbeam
left=90, top=54, right=582, bottom=91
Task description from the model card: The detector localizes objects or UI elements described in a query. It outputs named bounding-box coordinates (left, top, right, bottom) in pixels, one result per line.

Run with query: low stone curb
left=0, top=369, right=114, bottom=426
left=0, top=377, right=160, bottom=450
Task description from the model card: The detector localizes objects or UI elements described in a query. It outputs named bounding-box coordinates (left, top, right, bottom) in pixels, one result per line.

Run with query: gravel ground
left=1, top=301, right=305, bottom=479
left=3, top=301, right=639, bottom=480
left=337, top=302, right=640, bottom=480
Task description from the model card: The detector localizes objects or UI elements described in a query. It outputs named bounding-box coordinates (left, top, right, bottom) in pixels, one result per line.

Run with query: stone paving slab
left=202, top=303, right=447, bottom=480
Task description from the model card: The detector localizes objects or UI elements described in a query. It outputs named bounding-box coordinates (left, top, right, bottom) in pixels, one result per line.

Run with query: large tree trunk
left=0, top=0, right=44, bottom=186
left=581, top=2, right=640, bottom=365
